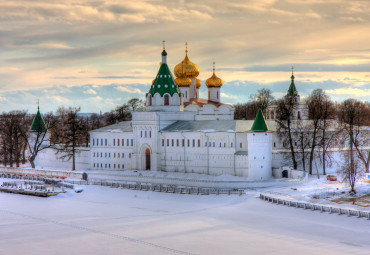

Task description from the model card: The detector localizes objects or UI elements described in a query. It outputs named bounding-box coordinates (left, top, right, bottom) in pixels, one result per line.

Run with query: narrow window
left=231, top=142, right=233, bottom=147
left=167, top=139, right=169, bottom=146
left=240, top=143, right=242, bottom=148
left=122, top=153, right=124, bottom=158
left=117, top=139, right=120, bottom=146
left=162, top=139, right=164, bottom=146
left=114, top=164, right=116, bottom=169
left=131, top=139, right=133, bottom=146
left=172, top=139, right=174, bottom=146
left=93, top=163, right=95, bottom=167
left=105, top=153, right=107, bottom=158
left=217, top=91, right=219, bottom=99
left=97, top=139, right=99, bottom=146
left=109, top=164, right=111, bottom=168
left=113, top=139, right=115, bottom=146
left=122, top=139, right=124, bottom=146
left=127, top=139, right=129, bottom=146
left=164, top=94, right=169, bottom=105
left=129, top=153, right=131, bottom=158
left=114, top=153, right=116, bottom=158
left=198, top=139, right=200, bottom=147
left=145, top=131, right=147, bottom=137
left=101, top=139, right=103, bottom=146
left=149, top=95, right=152, bottom=106
left=187, top=139, right=190, bottom=147
left=122, top=164, right=124, bottom=169
left=105, top=139, right=107, bottom=146
left=182, top=139, right=185, bottom=147
left=100, top=152, right=102, bottom=157
left=149, top=131, right=151, bottom=138
left=274, top=142, right=276, bottom=147
left=118, top=164, right=120, bottom=168
left=177, top=139, right=179, bottom=147
left=141, top=131, right=142, bottom=137
left=192, top=139, right=195, bottom=147
left=298, top=111, right=301, bottom=119
left=93, top=152, right=95, bottom=157
left=109, top=153, right=111, bottom=158
left=93, top=139, right=95, bottom=146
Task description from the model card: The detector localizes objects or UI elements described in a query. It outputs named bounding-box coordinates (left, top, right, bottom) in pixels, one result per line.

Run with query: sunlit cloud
left=0, top=0, right=370, bottom=113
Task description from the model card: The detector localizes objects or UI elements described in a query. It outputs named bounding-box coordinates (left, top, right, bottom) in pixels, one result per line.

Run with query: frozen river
left=1, top=183, right=369, bottom=255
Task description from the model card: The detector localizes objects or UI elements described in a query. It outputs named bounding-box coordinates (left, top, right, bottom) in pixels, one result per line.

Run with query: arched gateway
left=145, top=148, right=150, bottom=170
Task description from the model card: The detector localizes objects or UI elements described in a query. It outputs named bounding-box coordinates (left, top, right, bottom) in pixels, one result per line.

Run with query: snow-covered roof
left=161, top=120, right=278, bottom=132
left=89, top=121, right=133, bottom=133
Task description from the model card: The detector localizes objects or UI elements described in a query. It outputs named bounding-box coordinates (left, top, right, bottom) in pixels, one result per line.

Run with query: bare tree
left=276, top=96, right=298, bottom=169
left=340, top=150, right=363, bottom=194
left=56, top=107, right=86, bottom=170
left=339, top=99, right=370, bottom=173
left=0, top=111, right=29, bottom=167
left=306, top=89, right=330, bottom=176
left=250, top=88, right=275, bottom=116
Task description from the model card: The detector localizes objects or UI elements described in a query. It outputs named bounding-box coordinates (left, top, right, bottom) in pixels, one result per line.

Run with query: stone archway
left=145, top=148, right=151, bottom=170
left=140, top=144, right=152, bottom=171
left=282, top=170, right=288, bottom=178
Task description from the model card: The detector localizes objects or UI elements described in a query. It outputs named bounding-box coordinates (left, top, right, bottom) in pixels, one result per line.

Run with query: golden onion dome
left=175, top=73, right=192, bottom=87
left=206, top=62, right=223, bottom=88
left=195, top=78, right=201, bottom=88
left=174, top=44, right=199, bottom=78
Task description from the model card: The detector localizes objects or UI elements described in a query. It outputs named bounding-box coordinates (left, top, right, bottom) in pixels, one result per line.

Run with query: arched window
left=208, top=91, right=210, bottom=99
left=217, top=91, right=219, bottom=99
left=185, top=91, right=187, bottom=99
left=148, top=95, right=152, bottom=106
left=164, top=94, right=169, bottom=105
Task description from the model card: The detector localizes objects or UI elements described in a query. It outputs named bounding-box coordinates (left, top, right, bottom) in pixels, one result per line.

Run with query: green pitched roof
left=147, top=63, right=180, bottom=97
left=288, top=74, right=298, bottom=96
left=250, top=108, right=269, bottom=132
left=30, top=107, right=47, bottom=132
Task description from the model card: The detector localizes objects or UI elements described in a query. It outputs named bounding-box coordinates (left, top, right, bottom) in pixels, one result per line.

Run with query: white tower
left=247, top=108, right=272, bottom=181
left=205, top=62, right=223, bottom=103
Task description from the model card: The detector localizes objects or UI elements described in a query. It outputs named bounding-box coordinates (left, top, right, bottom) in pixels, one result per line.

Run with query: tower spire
left=213, top=61, right=215, bottom=74
left=161, top=40, right=167, bottom=63
left=185, top=42, right=188, bottom=55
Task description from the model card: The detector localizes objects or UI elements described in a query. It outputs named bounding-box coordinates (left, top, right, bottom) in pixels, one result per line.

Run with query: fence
left=68, top=179, right=245, bottom=195
left=260, top=193, right=370, bottom=220
left=0, top=173, right=245, bottom=196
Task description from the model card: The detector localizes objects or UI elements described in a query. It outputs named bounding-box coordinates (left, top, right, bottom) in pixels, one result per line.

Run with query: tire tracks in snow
left=0, top=209, right=197, bottom=255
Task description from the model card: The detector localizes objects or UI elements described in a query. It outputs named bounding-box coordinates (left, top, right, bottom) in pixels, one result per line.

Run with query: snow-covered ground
left=1, top=177, right=370, bottom=255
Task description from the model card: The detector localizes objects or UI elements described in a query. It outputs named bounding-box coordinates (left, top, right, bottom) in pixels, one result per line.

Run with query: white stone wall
left=34, top=147, right=90, bottom=171
left=247, top=132, right=272, bottom=181
left=90, top=132, right=134, bottom=170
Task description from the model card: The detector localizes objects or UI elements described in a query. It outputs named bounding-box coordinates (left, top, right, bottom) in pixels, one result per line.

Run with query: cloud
left=116, top=86, right=145, bottom=94
left=83, top=88, right=97, bottom=95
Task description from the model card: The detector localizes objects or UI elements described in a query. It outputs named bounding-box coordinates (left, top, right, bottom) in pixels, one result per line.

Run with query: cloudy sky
left=1, top=0, right=370, bottom=113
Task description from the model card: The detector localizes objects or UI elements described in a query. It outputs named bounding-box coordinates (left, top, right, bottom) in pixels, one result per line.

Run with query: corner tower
left=247, top=107, right=272, bottom=181
left=146, top=43, right=182, bottom=112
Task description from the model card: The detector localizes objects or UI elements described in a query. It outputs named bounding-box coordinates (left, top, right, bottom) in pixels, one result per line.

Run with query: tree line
left=0, top=98, right=145, bottom=170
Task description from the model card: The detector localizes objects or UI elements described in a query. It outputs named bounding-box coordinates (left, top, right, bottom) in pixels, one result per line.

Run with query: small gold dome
left=175, top=73, right=192, bottom=87
left=206, top=62, right=223, bottom=88
left=174, top=44, right=199, bottom=78
left=196, top=78, right=201, bottom=88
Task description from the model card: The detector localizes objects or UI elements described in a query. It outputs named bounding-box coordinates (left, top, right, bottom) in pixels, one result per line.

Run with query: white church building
left=89, top=45, right=274, bottom=181
left=32, top=44, right=357, bottom=179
